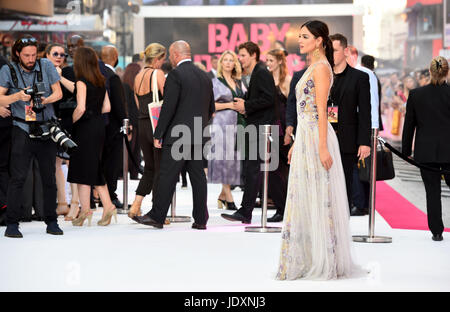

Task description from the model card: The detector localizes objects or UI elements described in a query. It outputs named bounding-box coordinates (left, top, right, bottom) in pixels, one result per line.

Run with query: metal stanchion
left=167, top=189, right=191, bottom=223
left=246, top=125, right=282, bottom=233
left=353, top=128, right=392, bottom=243
left=118, top=119, right=130, bottom=215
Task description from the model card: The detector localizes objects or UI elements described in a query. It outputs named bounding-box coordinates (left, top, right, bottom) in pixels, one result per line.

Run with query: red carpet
left=375, top=181, right=450, bottom=232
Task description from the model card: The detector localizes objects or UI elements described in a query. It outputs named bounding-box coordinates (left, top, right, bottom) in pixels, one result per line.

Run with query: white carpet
left=0, top=181, right=449, bottom=292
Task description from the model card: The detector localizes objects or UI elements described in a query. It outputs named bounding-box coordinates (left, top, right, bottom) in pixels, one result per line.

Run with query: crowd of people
left=0, top=19, right=449, bottom=279
left=378, top=67, right=439, bottom=145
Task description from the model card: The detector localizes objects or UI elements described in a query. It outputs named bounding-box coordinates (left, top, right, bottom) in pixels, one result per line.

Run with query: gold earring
left=312, top=48, right=320, bottom=61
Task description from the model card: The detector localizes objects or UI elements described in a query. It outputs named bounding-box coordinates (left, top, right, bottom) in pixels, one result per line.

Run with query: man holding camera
left=0, top=35, right=63, bottom=238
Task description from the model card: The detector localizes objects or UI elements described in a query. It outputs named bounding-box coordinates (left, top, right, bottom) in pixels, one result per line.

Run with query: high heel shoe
left=56, top=202, right=70, bottom=216
left=218, top=198, right=227, bottom=209
left=128, top=201, right=142, bottom=218
left=98, top=207, right=117, bottom=226
left=65, top=201, right=80, bottom=221
left=72, top=211, right=93, bottom=226
left=226, top=201, right=237, bottom=210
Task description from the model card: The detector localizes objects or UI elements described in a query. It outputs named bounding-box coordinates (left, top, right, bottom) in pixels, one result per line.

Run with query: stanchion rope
left=122, top=132, right=144, bottom=175
left=379, top=137, right=450, bottom=175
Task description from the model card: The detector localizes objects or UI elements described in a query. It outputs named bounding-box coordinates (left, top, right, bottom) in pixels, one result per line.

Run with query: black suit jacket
left=402, top=83, right=450, bottom=163
left=244, top=62, right=276, bottom=126
left=154, top=61, right=215, bottom=146
left=330, top=65, right=371, bottom=154
left=286, top=68, right=307, bottom=130
left=103, top=66, right=127, bottom=141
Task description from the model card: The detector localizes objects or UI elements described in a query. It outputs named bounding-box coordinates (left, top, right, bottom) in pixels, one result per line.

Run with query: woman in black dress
left=127, top=43, right=166, bottom=218
left=67, top=47, right=116, bottom=226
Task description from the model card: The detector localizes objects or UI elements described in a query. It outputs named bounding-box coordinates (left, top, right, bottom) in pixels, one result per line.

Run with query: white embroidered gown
left=276, top=60, right=361, bottom=280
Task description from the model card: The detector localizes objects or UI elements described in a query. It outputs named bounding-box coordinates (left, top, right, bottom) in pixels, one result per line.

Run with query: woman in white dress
left=276, top=20, right=362, bottom=280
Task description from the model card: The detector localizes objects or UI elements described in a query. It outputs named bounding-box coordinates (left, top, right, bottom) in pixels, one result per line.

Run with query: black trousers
left=6, top=126, right=57, bottom=225
left=420, top=163, right=450, bottom=236
left=240, top=134, right=287, bottom=218
left=135, top=119, right=161, bottom=197
left=0, top=125, right=11, bottom=207
left=128, top=123, right=141, bottom=180
left=341, top=153, right=358, bottom=211
left=102, top=132, right=123, bottom=201
left=147, top=144, right=208, bottom=225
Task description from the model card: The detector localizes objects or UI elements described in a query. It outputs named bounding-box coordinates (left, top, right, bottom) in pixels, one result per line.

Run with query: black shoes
left=111, top=198, right=124, bottom=209
left=192, top=223, right=207, bottom=230
left=97, top=198, right=124, bottom=209
left=221, top=209, right=251, bottom=224
left=46, top=221, right=64, bottom=235
left=5, top=222, right=63, bottom=238
left=350, top=206, right=369, bottom=216
left=226, top=202, right=237, bottom=210
left=134, top=215, right=163, bottom=229
left=432, top=234, right=443, bottom=241
left=267, top=213, right=283, bottom=222
left=5, top=224, right=23, bottom=238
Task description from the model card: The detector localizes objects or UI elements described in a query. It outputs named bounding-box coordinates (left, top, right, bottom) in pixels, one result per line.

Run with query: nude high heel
left=72, top=211, right=93, bottom=226
left=218, top=199, right=227, bottom=209
left=98, top=207, right=117, bottom=226
left=65, top=201, right=80, bottom=221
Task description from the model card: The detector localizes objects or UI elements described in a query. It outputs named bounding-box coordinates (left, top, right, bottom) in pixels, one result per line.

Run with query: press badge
left=25, top=104, right=36, bottom=121
left=327, top=105, right=338, bottom=123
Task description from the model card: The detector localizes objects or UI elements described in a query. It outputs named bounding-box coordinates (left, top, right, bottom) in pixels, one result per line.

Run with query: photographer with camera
left=0, top=35, right=63, bottom=238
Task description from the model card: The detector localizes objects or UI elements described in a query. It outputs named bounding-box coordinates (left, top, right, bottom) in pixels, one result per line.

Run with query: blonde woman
left=128, top=43, right=167, bottom=218
left=208, top=50, right=246, bottom=210
left=402, top=56, right=450, bottom=242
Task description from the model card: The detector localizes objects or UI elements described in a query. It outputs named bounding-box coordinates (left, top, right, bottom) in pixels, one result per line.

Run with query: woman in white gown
left=276, top=20, right=362, bottom=280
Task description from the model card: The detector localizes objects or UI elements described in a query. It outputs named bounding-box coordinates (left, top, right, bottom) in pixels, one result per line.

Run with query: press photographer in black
left=0, top=35, right=63, bottom=238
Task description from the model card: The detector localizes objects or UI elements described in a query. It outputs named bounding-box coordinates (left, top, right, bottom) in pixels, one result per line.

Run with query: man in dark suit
left=207, top=55, right=218, bottom=79
left=221, top=41, right=287, bottom=224
left=134, top=40, right=215, bottom=229
left=328, top=34, right=371, bottom=216
left=100, top=45, right=128, bottom=209
left=0, top=55, right=11, bottom=220
left=402, top=62, right=450, bottom=241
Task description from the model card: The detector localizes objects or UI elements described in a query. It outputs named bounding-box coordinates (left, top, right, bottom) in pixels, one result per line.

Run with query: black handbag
left=358, top=144, right=395, bottom=182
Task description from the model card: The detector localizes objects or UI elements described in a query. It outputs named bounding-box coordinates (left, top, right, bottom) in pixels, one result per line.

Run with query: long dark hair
left=73, top=46, right=105, bottom=88
left=300, top=20, right=334, bottom=69
left=122, top=62, right=141, bottom=89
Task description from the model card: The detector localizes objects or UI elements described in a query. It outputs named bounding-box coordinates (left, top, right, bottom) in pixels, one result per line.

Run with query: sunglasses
left=52, top=52, right=68, bottom=58
left=18, top=37, right=37, bottom=44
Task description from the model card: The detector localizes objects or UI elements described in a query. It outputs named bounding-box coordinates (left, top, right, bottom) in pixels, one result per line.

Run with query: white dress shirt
left=356, top=64, right=379, bottom=129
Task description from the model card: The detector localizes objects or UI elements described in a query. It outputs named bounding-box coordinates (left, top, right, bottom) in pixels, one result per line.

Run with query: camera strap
left=5, top=61, right=19, bottom=89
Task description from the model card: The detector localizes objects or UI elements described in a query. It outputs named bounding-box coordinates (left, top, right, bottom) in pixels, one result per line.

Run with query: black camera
left=29, top=117, right=77, bottom=154
left=24, top=82, right=46, bottom=113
